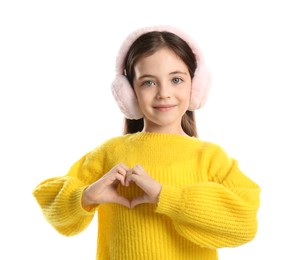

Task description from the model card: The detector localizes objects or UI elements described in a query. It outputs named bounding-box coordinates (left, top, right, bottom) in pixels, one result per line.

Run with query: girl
left=33, top=25, right=260, bottom=260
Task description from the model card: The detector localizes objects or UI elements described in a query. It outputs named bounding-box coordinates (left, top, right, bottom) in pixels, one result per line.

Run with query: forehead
left=134, top=48, right=188, bottom=73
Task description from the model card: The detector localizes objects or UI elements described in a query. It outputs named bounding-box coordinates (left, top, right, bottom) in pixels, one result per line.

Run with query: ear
left=111, top=75, right=143, bottom=119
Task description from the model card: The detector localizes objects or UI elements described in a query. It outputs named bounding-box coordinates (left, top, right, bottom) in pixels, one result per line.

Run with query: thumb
left=114, top=196, right=131, bottom=208
left=130, top=195, right=148, bottom=208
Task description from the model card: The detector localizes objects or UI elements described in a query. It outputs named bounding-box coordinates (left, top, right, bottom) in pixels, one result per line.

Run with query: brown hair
left=123, top=31, right=198, bottom=137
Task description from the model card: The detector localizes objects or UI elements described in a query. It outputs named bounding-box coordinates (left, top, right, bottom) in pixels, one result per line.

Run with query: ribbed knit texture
left=33, top=132, right=260, bottom=260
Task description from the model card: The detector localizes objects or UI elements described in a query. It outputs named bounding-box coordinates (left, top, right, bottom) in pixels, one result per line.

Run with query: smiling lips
left=153, top=105, right=176, bottom=112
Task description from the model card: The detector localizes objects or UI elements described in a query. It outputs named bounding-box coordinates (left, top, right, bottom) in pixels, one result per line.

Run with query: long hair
left=123, top=31, right=198, bottom=137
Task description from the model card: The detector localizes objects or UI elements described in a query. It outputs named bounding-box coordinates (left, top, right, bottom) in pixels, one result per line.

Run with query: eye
left=142, top=80, right=155, bottom=87
left=172, top=77, right=183, bottom=85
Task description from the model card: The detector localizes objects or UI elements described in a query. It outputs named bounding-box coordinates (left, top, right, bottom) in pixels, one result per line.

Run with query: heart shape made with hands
left=107, top=165, right=161, bottom=209
left=117, top=168, right=161, bottom=209
left=84, top=164, right=161, bottom=209
left=117, top=181, right=146, bottom=208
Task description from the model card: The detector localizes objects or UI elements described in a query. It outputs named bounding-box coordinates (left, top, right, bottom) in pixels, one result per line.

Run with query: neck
left=142, top=125, right=188, bottom=136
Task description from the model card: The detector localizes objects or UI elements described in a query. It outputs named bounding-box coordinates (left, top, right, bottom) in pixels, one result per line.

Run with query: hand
left=82, top=163, right=131, bottom=208
left=125, top=164, right=162, bottom=208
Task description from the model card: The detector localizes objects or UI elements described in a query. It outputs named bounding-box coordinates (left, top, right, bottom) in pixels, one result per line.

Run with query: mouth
left=153, top=105, right=176, bottom=112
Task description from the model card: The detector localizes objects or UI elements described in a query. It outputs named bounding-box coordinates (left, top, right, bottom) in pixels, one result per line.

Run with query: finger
left=116, top=170, right=126, bottom=185
left=108, top=163, right=128, bottom=178
left=125, top=169, right=142, bottom=187
left=125, top=169, right=134, bottom=186
left=115, top=172, right=126, bottom=186
left=117, top=162, right=130, bottom=172
left=109, top=163, right=129, bottom=185
left=115, top=168, right=126, bottom=177
left=126, top=172, right=145, bottom=190
left=132, top=164, right=145, bottom=175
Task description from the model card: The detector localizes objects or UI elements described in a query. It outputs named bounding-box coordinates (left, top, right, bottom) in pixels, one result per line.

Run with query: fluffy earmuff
left=111, top=25, right=211, bottom=120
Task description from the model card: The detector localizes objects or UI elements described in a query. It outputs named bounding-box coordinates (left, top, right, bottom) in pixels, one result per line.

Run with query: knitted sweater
left=33, top=132, right=260, bottom=260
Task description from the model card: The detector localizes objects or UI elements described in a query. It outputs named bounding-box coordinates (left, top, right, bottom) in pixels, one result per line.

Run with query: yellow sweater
left=33, top=132, right=260, bottom=260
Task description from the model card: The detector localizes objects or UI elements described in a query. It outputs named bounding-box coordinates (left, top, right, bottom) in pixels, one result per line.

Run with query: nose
left=156, top=82, right=171, bottom=99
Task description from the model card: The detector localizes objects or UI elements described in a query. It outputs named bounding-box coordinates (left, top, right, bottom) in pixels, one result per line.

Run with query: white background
left=1, top=0, right=300, bottom=259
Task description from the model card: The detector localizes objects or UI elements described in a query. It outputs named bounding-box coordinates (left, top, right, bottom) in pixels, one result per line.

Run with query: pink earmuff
left=111, top=25, right=211, bottom=119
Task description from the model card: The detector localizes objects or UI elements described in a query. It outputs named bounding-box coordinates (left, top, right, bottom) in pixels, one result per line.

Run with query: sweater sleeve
left=156, top=144, right=261, bottom=249
left=32, top=148, right=105, bottom=236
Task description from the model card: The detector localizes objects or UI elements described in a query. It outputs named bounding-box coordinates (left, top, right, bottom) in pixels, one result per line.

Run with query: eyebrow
left=137, top=71, right=188, bottom=80
left=170, top=71, right=188, bottom=76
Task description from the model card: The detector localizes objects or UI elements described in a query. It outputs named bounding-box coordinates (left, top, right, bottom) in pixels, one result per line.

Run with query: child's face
left=133, top=47, right=192, bottom=134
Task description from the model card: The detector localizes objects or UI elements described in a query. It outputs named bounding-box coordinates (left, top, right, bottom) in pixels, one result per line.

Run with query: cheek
left=180, top=89, right=191, bottom=110
left=180, top=87, right=191, bottom=102
left=134, top=90, right=148, bottom=108
left=134, top=86, right=151, bottom=103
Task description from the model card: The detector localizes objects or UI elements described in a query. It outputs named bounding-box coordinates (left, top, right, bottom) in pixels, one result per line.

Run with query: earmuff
left=111, top=25, right=211, bottom=119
